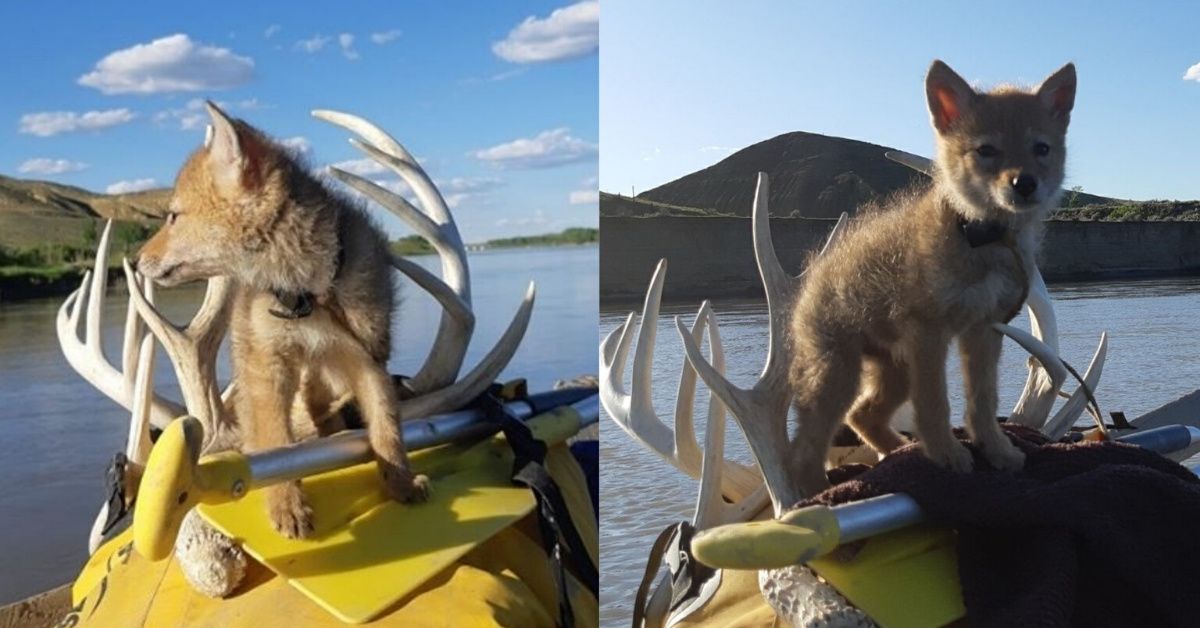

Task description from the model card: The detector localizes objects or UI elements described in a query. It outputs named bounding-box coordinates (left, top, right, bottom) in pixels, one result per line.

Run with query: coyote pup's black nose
left=1011, top=174, right=1038, bottom=198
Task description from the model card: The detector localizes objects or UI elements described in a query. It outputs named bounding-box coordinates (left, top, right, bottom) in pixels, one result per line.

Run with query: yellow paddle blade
left=198, top=434, right=536, bottom=624
left=691, top=505, right=840, bottom=570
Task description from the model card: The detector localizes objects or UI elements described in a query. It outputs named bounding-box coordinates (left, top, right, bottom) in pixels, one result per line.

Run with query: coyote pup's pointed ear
left=1037, top=63, right=1076, bottom=122
left=203, top=101, right=256, bottom=191
left=926, top=60, right=975, bottom=134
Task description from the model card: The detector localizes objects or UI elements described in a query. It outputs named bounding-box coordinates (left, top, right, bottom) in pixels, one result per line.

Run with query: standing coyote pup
left=787, top=60, right=1076, bottom=496
left=136, top=102, right=430, bottom=538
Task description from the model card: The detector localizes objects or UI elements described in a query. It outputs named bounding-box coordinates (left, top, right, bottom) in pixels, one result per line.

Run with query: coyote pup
left=787, top=60, right=1076, bottom=496
left=136, top=102, right=430, bottom=538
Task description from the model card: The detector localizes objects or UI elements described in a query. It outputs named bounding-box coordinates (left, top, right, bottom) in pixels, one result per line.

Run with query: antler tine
left=1008, top=270, right=1063, bottom=428
left=1042, top=332, right=1108, bottom=440
left=398, top=282, right=535, bottom=419
left=56, top=223, right=185, bottom=427
left=314, top=109, right=471, bottom=395
left=122, top=260, right=233, bottom=438
left=692, top=304, right=771, bottom=527
left=598, top=260, right=762, bottom=499
left=676, top=174, right=848, bottom=515
left=390, top=256, right=473, bottom=323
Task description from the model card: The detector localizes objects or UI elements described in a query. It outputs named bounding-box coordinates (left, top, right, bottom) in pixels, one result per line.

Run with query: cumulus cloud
left=78, top=34, right=254, bottom=94
left=1185, top=62, right=1200, bottom=82
left=338, top=33, right=359, bottom=60
left=370, top=29, right=402, bottom=45
left=330, top=157, right=388, bottom=177
left=472, top=128, right=597, bottom=169
left=279, top=136, right=312, bottom=156
left=569, top=190, right=599, bottom=205
left=18, top=108, right=136, bottom=137
left=106, top=178, right=159, bottom=194
left=493, top=1, right=598, bottom=64
left=295, top=35, right=331, bottom=53
left=264, top=24, right=281, bottom=39
left=18, top=158, right=89, bottom=175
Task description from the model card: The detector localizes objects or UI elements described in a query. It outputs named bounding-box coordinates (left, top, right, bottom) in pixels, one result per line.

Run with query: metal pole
left=247, top=390, right=598, bottom=487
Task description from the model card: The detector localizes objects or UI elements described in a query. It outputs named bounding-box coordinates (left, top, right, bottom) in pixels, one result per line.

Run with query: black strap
left=100, top=453, right=131, bottom=535
left=956, top=214, right=1009, bottom=248
left=477, top=387, right=599, bottom=628
left=631, top=522, right=719, bottom=627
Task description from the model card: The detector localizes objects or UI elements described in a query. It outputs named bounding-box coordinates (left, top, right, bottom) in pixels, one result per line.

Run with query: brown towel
left=803, top=424, right=1200, bottom=627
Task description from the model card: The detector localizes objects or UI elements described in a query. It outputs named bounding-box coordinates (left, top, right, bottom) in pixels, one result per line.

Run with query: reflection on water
left=599, top=277, right=1200, bottom=627
left=0, top=244, right=596, bottom=604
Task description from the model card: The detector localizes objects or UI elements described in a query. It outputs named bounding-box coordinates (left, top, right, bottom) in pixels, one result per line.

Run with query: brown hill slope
left=0, top=174, right=168, bottom=249
left=615, top=131, right=1117, bottom=218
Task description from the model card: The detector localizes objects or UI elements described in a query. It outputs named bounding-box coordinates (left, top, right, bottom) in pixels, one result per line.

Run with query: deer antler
left=674, top=174, right=848, bottom=515
left=57, top=221, right=187, bottom=428
left=313, top=109, right=474, bottom=396
left=600, top=259, right=762, bottom=502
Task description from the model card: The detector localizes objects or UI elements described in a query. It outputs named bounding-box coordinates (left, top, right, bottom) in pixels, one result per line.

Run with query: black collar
left=956, top=214, right=1009, bottom=248
left=268, top=236, right=345, bottom=320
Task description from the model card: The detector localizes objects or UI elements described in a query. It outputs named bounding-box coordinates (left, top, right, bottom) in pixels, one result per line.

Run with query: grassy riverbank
left=392, top=227, right=598, bottom=256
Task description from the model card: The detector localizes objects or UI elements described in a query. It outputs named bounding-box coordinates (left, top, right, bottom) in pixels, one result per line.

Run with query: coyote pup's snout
left=138, top=102, right=430, bottom=538
left=785, top=60, right=1076, bottom=497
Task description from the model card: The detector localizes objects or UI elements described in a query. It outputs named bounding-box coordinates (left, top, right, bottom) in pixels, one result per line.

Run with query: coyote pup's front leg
left=336, top=346, right=431, bottom=503
left=959, top=325, right=1025, bottom=471
left=238, top=352, right=314, bottom=538
left=908, top=333, right=974, bottom=472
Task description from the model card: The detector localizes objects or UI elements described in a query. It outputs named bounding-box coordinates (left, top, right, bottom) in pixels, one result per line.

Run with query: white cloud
left=295, top=35, right=331, bottom=53
left=18, top=158, right=89, bottom=175
left=18, top=108, right=136, bottom=137
left=493, top=1, right=598, bottom=64
left=370, top=29, right=402, bottom=45
left=78, top=34, right=254, bottom=95
left=1185, top=62, right=1200, bottom=82
left=279, top=136, right=312, bottom=156
left=338, top=33, right=359, bottom=60
left=569, top=190, right=598, bottom=205
left=105, top=178, right=159, bottom=194
left=472, top=128, right=597, bottom=169
left=264, top=24, right=281, bottom=39
left=330, top=157, right=388, bottom=177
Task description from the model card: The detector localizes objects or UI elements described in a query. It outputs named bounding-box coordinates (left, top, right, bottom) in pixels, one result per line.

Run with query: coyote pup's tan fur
left=137, top=103, right=429, bottom=538
left=786, top=60, right=1076, bottom=496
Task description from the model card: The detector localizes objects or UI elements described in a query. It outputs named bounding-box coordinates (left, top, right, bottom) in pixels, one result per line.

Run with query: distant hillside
left=605, top=131, right=1120, bottom=218
left=0, top=174, right=168, bottom=249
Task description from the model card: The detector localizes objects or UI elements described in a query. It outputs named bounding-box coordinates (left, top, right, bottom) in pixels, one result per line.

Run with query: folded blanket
left=806, top=424, right=1200, bottom=628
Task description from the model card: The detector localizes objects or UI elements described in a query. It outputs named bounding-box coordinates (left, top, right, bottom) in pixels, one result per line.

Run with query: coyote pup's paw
left=266, top=482, right=314, bottom=539
left=981, top=438, right=1026, bottom=472
left=379, top=457, right=432, bottom=504
left=925, top=440, right=974, bottom=473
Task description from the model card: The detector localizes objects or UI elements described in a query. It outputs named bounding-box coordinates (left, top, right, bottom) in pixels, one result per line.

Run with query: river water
left=0, top=244, right=597, bottom=605
left=599, top=277, right=1200, bottom=627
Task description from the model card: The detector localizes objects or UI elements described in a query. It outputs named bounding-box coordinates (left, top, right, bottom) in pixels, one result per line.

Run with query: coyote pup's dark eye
left=1034, top=142, right=1051, bottom=156
left=166, top=212, right=178, bottom=225
left=975, top=145, right=999, bottom=158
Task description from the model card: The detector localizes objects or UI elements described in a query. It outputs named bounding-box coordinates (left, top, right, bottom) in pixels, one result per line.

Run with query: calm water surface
left=0, top=244, right=596, bottom=604
left=599, top=277, right=1200, bottom=627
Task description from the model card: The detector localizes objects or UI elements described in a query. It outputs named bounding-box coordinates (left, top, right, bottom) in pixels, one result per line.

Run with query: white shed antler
left=601, top=259, right=766, bottom=505
left=885, top=150, right=1108, bottom=437
left=672, top=174, right=849, bottom=516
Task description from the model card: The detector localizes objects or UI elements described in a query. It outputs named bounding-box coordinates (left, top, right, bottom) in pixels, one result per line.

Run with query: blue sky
left=602, top=1, right=1200, bottom=202
left=0, top=1, right=598, bottom=243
